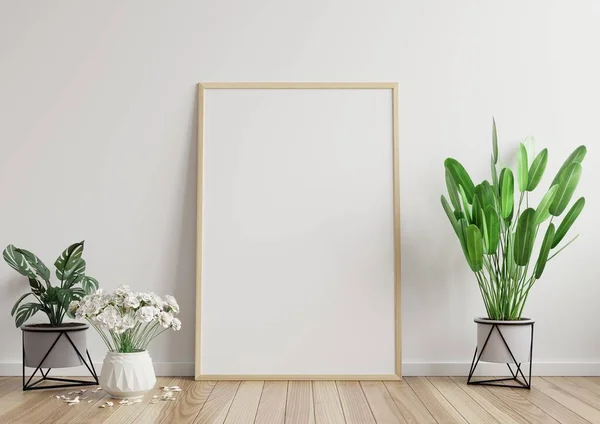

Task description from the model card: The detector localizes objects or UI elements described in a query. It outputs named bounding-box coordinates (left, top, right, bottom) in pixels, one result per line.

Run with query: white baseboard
left=402, top=362, right=600, bottom=377
left=0, top=362, right=194, bottom=377
left=2, top=362, right=599, bottom=377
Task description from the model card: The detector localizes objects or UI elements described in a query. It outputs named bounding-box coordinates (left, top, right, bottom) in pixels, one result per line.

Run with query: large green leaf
left=70, top=287, right=86, bottom=300
left=41, top=286, right=58, bottom=305
left=14, top=249, right=50, bottom=282
left=552, top=197, right=585, bottom=248
left=527, top=148, right=548, bottom=191
left=2, top=245, right=36, bottom=279
left=514, top=208, right=537, bottom=266
left=81, top=276, right=99, bottom=294
left=442, top=195, right=457, bottom=227
left=11, top=293, right=33, bottom=316
left=28, top=278, right=45, bottom=296
left=54, top=241, right=85, bottom=281
left=56, top=288, right=74, bottom=307
left=445, top=169, right=461, bottom=211
left=458, top=185, right=472, bottom=223
left=535, top=224, right=555, bottom=279
left=445, top=158, right=475, bottom=203
left=492, top=118, right=498, bottom=164
left=483, top=206, right=500, bottom=254
left=551, top=145, right=587, bottom=187
left=442, top=196, right=476, bottom=264
left=491, top=156, right=499, bottom=191
left=506, top=232, right=517, bottom=279
left=517, top=143, right=529, bottom=192
left=534, top=185, right=558, bottom=225
left=549, top=162, right=582, bottom=216
left=472, top=195, right=483, bottom=230
left=475, top=181, right=496, bottom=211
left=455, top=218, right=471, bottom=264
left=480, top=212, right=489, bottom=254
left=14, top=303, right=41, bottom=328
left=499, top=168, right=514, bottom=219
left=465, top=225, right=484, bottom=272
left=62, top=259, right=86, bottom=288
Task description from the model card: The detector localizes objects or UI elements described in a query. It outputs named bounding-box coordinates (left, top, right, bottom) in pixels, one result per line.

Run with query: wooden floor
left=1, top=376, right=600, bottom=423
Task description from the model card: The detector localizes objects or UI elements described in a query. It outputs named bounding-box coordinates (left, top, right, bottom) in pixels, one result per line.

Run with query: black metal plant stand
left=467, top=320, right=534, bottom=389
left=22, top=328, right=99, bottom=391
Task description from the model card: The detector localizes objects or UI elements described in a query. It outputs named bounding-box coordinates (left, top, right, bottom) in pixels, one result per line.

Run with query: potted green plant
left=441, top=120, right=586, bottom=376
left=3, top=241, right=99, bottom=369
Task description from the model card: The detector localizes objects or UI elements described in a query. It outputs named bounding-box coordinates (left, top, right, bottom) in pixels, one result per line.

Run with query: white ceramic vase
left=99, top=351, right=157, bottom=399
left=475, top=317, right=534, bottom=363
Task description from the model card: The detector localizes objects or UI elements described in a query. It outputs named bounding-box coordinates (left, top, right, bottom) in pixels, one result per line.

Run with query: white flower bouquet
left=69, top=285, right=181, bottom=353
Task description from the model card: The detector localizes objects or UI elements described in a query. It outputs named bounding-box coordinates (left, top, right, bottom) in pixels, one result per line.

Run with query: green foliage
left=442, top=120, right=586, bottom=320
left=527, top=149, right=548, bottom=191
left=2, top=241, right=99, bottom=327
left=499, top=168, right=514, bottom=219
left=516, top=143, right=529, bottom=192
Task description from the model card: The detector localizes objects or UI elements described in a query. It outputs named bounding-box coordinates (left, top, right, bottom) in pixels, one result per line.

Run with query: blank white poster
left=199, top=85, right=398, bottom=377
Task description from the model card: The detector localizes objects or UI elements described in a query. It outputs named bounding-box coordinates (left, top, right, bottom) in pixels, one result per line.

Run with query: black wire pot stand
left=22, top=327, right=99, bottom=391
left=467, top=319, right=534, bottom=389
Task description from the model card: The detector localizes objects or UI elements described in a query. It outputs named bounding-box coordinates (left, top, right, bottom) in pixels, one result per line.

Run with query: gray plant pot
left=22, top=323, right=89, bottom=368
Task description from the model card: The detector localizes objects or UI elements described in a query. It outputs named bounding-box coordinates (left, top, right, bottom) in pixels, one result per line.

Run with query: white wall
left=0, top=0, right=598, bottom=376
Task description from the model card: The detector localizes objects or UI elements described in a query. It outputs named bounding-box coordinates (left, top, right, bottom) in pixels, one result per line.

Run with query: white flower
left=123, top=294, right=140, bottom=309
left=158, top=311, right=173, bottom=328
left=135, top=306, right=159, bottom=323
left=150, top=293, right=165, bottom=309
left=95, top=305, right=119, bottom=330
left=164, top=295, right=180, bottom=314
left=114, top=315, right=135, bottom=334
left=115, top=285, right=132, bottom=296
left=77, top=287, right=183, bottom=352
left=139, top=293, right=153, bottom=304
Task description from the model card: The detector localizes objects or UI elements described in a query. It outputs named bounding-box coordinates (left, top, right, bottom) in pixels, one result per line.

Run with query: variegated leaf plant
left=3, top=241, right=99, bottom=327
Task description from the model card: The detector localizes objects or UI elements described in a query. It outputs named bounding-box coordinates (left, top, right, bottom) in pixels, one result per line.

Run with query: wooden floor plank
left=566, top=377, right=600, bottom=396
left=132, top=377, right=194, bottom=424
left=384, top=380, right=437, bottom=424
left=0, top=378, right=24, bottom=399
left=532, top=377, right=600, bottom=422
left=286, top=381, right=315, bottom=424
left=479, top=377, right=561, bottom=424
left=0, top=377, right=599, bottom=424
left=312, top=381, right=345, bottom=424
left=0, top=377, right=96, bottom=422
left=360, top=381, right=406, bottom=423
left=405, top=377, right=468, bottom=424
left=513, top=379, right=591, bottom=424
left=100, top=378, right=177, bottom=424
left=449, top=377, right=526, bottom=424
left=39, top=388, right=109, bottom=424
left=0, top=387, right=62, bottom=423
left=255, top=381, right=287, bottom=424
left=0, top=378, right=30, bottom=405
left=428, top=377, right=500, bottom=424
left=336, top=381, right=375, bottom=424
left=223, top=381, right=264, bottom=424
left=583, top=377, right=600, bottom=389
left=193, top=381, right=240, bottom=424
left=546, top=377, right=600, bottom=409
left=161, top=380, right=216, bottom=424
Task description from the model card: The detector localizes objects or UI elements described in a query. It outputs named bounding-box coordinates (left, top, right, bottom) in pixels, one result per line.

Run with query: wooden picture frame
left=195, top=82, right=401, bottom=380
